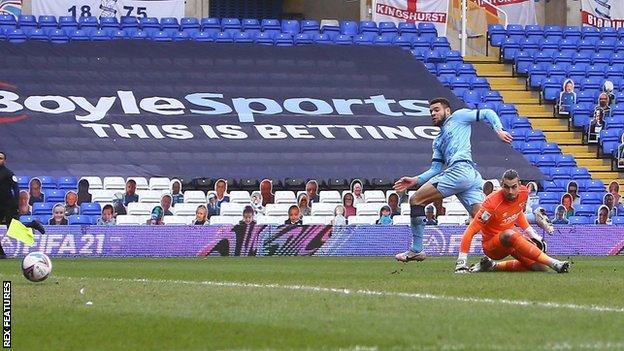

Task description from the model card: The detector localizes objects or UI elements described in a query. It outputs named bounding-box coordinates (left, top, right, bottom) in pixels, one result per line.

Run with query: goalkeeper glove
left=454, top=252, right=470, bottom=274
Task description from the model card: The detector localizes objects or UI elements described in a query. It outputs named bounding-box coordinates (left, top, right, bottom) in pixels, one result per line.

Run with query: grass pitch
left=1, top=256, right=623, bottom=350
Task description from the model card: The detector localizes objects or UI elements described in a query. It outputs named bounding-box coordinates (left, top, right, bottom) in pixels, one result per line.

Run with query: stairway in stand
left=464, top=55, right=624, bottom=186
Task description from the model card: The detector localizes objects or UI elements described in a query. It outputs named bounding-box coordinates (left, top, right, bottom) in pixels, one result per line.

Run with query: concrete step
left=490, top=84, right=526, bottom=91
left=487, top=77, right=526, bottom=86
left=478, top=71, right=513, bottom=77
left=543, top=131, right=583, bottom=143
left=560, top=145, right=596, bottom=154
left=575, top=159, right=612, bottom=167
left=473, top=63, right=511, bottom=72
left=505, top=98, right=542, bottom=104
left=530, top=118, right=569, bottom=127
left=538, top=125, right=569, bottom=132
left=499, top=90, right=537, bottom=100
left=592, top=171, right=624, bottom=183
left=517, top=106, right=553, bottom=117
left=587, top=165, right=615, bottom=172
left=465, top=55, right=499, bottom=63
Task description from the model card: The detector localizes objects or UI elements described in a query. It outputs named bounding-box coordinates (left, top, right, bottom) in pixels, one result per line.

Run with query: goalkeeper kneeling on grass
left=454, top=169, right=570, bottom=274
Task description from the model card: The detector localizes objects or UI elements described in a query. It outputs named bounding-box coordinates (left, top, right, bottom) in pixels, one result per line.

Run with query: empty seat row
left=489, top=24, right=624, bottom=47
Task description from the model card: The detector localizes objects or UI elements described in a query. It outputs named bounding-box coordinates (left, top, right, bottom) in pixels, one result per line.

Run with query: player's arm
left=455, top=211, right=486, bottom=273
left=455, top=108, right=513, bottom=144
left=394, top=146, right=444, bottom=192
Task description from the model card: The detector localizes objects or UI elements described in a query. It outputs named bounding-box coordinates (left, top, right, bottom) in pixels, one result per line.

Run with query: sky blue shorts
left=428, top=161, right=484, bottom=213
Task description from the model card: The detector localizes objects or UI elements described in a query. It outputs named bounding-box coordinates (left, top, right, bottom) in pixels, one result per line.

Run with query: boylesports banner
left=0, top=41, right=542, bottom=180
left=32, top=0, right=184, bottom=19
left=373, top=0, right=449, bottom=36
left=475, top=0, right=537, bottom=26
left=582, top=0, right=624, bottom=28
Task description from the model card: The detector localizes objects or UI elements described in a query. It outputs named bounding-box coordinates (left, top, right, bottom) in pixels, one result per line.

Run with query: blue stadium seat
left=541, top=180, right=564, bottom=192
left=214, top=31, right=234, bottom=43
left=16, top=176, right=30, bottom=189
left=359, top=20, right=378, bottom=34
left=58, top=16, right=78, bottom=30
left=470, top=76, right=490, bottom=92
left=510, top=129, right=527, bottom=142
left=575, top=204, right=597, bottom=217
left=280, top=20, right=300, bottom=35
left=37, top=15, right=57, bottom=29
left=501, top=38, right=521, bottom=61
left=536, top=155, right=556, bottom=167
left=573, top=51, right=593, bottom=65
left=233, top=31, right=253, bottom=43
left=78, top=16, right=98, bottom=29
left=373, top=35, right=391, bottom=46
left=353, top=33, right=373, bottom=45
left=32, top=202, right=55, bottom=215
left=543, top=79, right=563, bottom=102
left=569, top=216, right=589, bottom=225
left=541, top=142, right=562, bottom=155
left=17, top=15, right=37, bottom=30
left=431, top=37, right=451, bottom=54
left=392, top=35, right=412, bottom=50
left=261, top=19, right=281, bottom=35
left=488, top=24, right=506, bottom=47
left=49, top=29, right=69, bottom=43
left=580, top=192, right=604, bottom=205
left=44, top=189, right=65, bottom=203
left=312, top=33, right=332, bottom=44
left=80, top=202, right=101, bottom=216
left=332, top=34, right=351, bottom=45
left=200, top=17, right=220, bottom=32
left=612, top=216, right=624, bottom=225
left=294, top=33, right=312, bottom=45
left=320, top=23, right=340, bottom=39
left=412, top=36, right=431, bottom=50
left=417, top=22, right=437, bottom=40
left=444, top=50, right=463, bottom=64
left=520, top=141, right=540, bottom=155
left=571, top=167, right=591, bottom=180
left=526, top=129, right=546, bottom=142
left=36, top=176, right=55, bottom=189
left=539, top=191, right=561, bottom=205
left=379, top=21, right=397, bottom=39
left=586, top=180, right=606, bottom=192
left=544, top=25, right=562, bottom=41
left=7, top=29, right=27, bottom=43
left=275, top=33, right=293, bottom=46
left=69, top=215, right=91, bottom=225
left=220, top=18, right=240, bottom=35
left=525, top=24, right=543, bottom=41
left=506, top=24, right=524, bottom=41
left=539, top=38, right=559, bottom=56
left=462, top=90, right=482, bottom=106
left=581, top=26, right=601, bottom=40
left=398, top=22, right=417, bottom=38
left=179, top=17, right=200, bottom=31
left=130, top=30, right=148, bottom=40
left=520, top=37, right=539, bottom=55
left=554, top=154, right=576, bottom=167
left=300, top=20, right=319, bottom=34
left=121, top=16, right=139, bottom=30
left=151, top=31, right=172, bottom=42
left=90, top=29, right=111, bottom=41
left=482, top=91, right=503, bottom=103
left=26, top=28, right=47, bottom=41
left=192, top=31, right=212, bottom=42
left=540, top=204, right=558, bottom=217
left=550, top=167, right=571, bottom=180
left=339, top=20, right=357, bottom=36
left=19, top=215, right=36, bottom=224
left=56, top=176, right=77, bottom=190
left=563, top=26, right=581, bottom=40
left=171, top=31, right=189, bottom=41
left=0, top=14, right=16, bottom=29
left=99, top=16, right=119, bottom=29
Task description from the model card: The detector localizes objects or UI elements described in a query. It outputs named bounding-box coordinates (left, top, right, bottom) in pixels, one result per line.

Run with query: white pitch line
left=48, top=275, right=624, bottom=315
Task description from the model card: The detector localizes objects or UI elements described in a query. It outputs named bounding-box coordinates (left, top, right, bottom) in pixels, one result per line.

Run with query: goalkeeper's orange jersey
left=459, top=185, right=530, bottom=253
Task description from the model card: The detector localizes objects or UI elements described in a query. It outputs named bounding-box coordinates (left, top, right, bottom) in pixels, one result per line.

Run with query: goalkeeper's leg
left=499, top=229, right=569, bottom=273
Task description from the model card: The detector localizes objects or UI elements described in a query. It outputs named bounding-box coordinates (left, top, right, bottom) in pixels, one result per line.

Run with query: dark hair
left=102, top=204, right=114, bottom=214
left=288, top=205, right=299, bottom=213
left=502, top=169, right=519, bottom=181
left=567, top=181, right=578, bottom=189
left=0, top=151, right=5, bottom=159
left=429, top=97, right=451, bottom=109
left=126, top=179, right=136, bottom=185
left=243, top=205, right=254, bottom=215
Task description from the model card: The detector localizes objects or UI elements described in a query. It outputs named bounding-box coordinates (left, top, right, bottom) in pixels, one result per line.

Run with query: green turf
left=1, top=257, right=623, bottom=350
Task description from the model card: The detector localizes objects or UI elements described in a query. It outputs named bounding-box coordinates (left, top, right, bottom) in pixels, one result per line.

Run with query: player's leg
left=455, top=164, right=485, bottom=218
left=474, top=233, right=548, bottom=272
left=0, top=210, right=10, bottom=258
left=499, top=229, right=569, bottom=273
left=395, top=182, right=444, bottom=262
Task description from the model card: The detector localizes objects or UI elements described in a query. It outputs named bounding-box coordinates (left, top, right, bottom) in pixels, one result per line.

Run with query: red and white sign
left=581, top=0, right=624, bottom=28
left=475, top=0, right=537, bottom=26
left=373, top=0, right=449, bottom=36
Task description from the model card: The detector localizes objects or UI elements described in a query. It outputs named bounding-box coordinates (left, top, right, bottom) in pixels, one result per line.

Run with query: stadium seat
left=136, top=190, right=163, bottom=203
left=127, top=202, right=156, bottom=216
left=229, top=191, right=251, bottom=204
left=44, top=189, right=65, bottom=203
left=116, top=215, right=149, bottom=225
left=488, top=24, right=506, bottom=47
left=355, top=203, right=384, bottom=216
left=172, top=203, right=200, bottom=216
left=263, top=204, right=290, bottom=217
left=32, top=202, right=55, bottom=215
left=163, top=216, right=193, bottom=225
left=586, top=180, right=606, bottom=192
left=301, top=19, right=320, bottom=34
left=364, top=190, right=386, bottom=203
left=99, top=17, right=119, bottom=29
left=437, top=215, right=468, bottom=225
left=127, top=177, right=148, bottom=190
left=282, top=20, right=300, bottom=35
left=80, top=202, right=101, bottom=216
left=302, top=216, right=331, bottom=225
left=319, top=191, right=341, bottom=203
left=121, top=16, right=139, bottom=30
left=575, top=205, right=597, bottom=217
left=148, top=177, right=171, bottom=191
left=256, top=215, right=287, bottom=225
left=580, top=192, right=604, bottom=205
left=612, top=216, right=624, bottom=225
left=311, top=203, right=337, bottom=216
left=81, top=176, right=103, bottom=190
left=554, top=154, right=576, bottom=167
left=274, top=191, right=296, bottom=204
left=183, top=191, right=206, bottom=204
left=392, top=215, right=410, bottom=225
left=569, top=216, right=590, bottom=225
left=294, top=33, right=313, bottom=45
left=347, top=216, right=378, bottom=225
left=103, top=177, right=126, bottom=190
left=210, top=216, right=240, bottom=225
left=91, top=189, right=116, bottom=203
left=68, top=215, right=91, bottom=225
left=68, top=29, right=89, bottom=41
